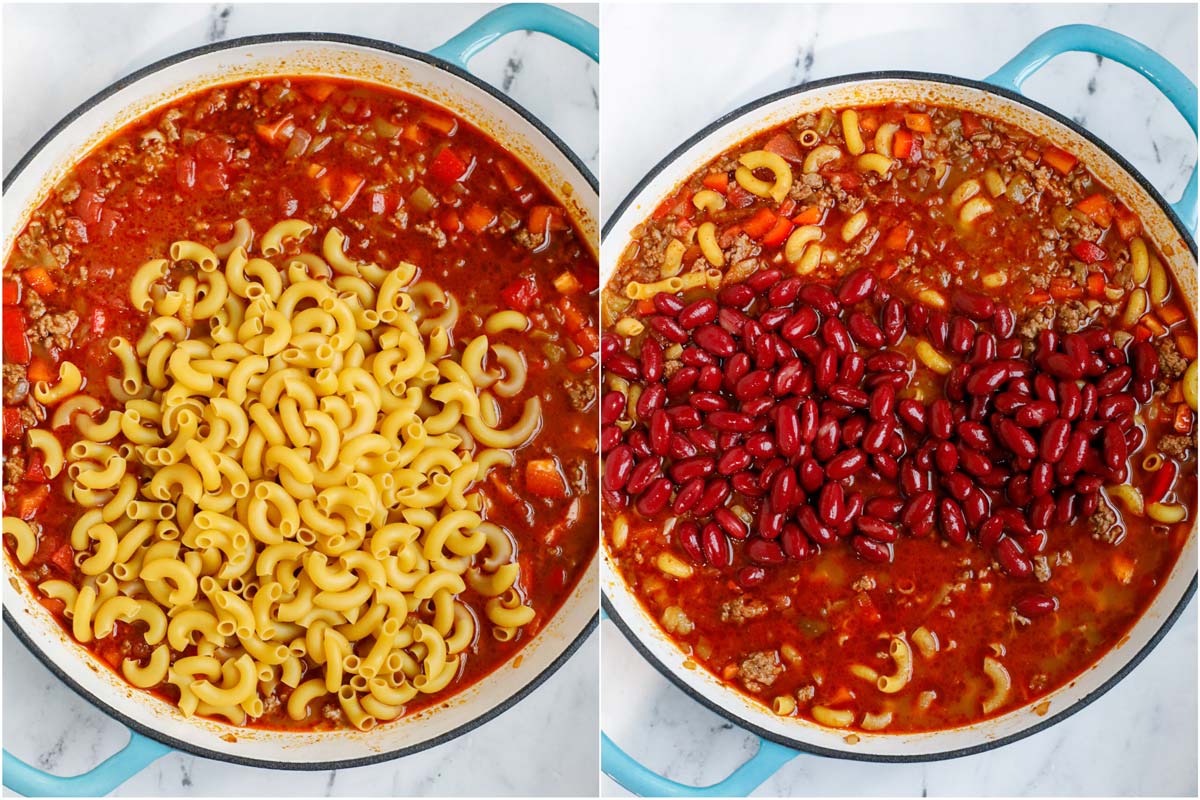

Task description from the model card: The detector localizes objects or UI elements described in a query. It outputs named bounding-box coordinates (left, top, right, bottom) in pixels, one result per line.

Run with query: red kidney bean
left=781, top=524, right=811, bottom=559
left=1044, top=352, right=1084, bottom=380
left=933, top=441, right=958, bottom=473
left=672, top=478, right=705, bottom=514
left=939, top=498, right=968, bottom=543
left=604, top=486, right=628, bottom=510
left=796, top=505, right=833, bottom=545
left=635, top=478, right=673, bottom=516
left=900, top=461, right=933, bottom=496
left=676, top=298, right=717, bottom=329
left=1102, top=422, right=1127, bottom=470
left=925, top=311, right=948, bottom=350
left=604, top=445, right=635, bottom=492
left=718, top=281, right=756, bottom=307
left=681, top=347, right=715, bottom=367
left=768, top=277, right=803, bottom=307
left=1131, top=341, right=1160, bottom=381
left=649, top=410, right=672, bottom=455
left=901, top=491, right=936, bottom=535
left=713, top=507, right=749, bottom=540
left=979, top=515, right=1005, bottom=548
left=856, top=515, right=899, bottom=543
left=825, top=448, right=866, bottom=480
left=944, top=471, right=975, bottom=503
left=704, top=411, right=751, bottom=432
left=732, top=370, right=767, bottom=401
left=601, top=391, right=627, bottom=426
left=1029, top=460, right=1054, bottom=496
left=798, top=284, right=839, bottom=315
left=717, top=447, right=751, bottom=475
left=701, top=522, right=733, bottom=567
left=952, top=290, right=996, bottom=320
left=874, top=452, right=900, bottom=479
left=601, top=424, right=622, bottom=454
left=1104, top=346, right=1127, bottom=366
left=636, top=385, right=665, bottom=420
left=838, top=269, right=876, bottom=305
left=797, top=459, right=823, bottom=494
left=1097, top=392, right=1133, bottom=421
left=839, top=352, right=866, bottom=386
left=737, top=566, right=767, bottom=588
left=676, top=521, right=704, bottom=564
left=881, top=298, right=906, bottom=345
left=1097, top=366, right=1133, bottom=395
left=865, top=497, right=904, bottom=521
left=928, top=399, right=952, bottom=439
left=828, top=384, right=869, bottom=408
left=907, top=303, right=929, bottom=335
left=653, top=293, right=685, bottom=316
left=747, top=268, right=783, bottom=293
left=719, top=307, right=751, bottom=335
left=852, top=535, right=892, bottom=563
left=957, top=421, right=993, bottom=450
left=753, top=336, right=778, bottom=370
left=723, top=351, right=750, bottom=387
left=601, top=333, right=620, bottom=363
left=665, top=455, right=710, bottom=484
left=628, top=429, right=652, bottom=458
left=822, top=317, right=853, bottom=354
left=772, top=359, right=803, bottom=395
left=745, top=433, right=776, bottom=459
left=840, top=415, right=867, bottom=447
left=948, top=317, right=976, bottom=354
left=641, top=339, right=664, bottom=382
left=692, top=479, right=731, bottom=516
left=997, top=338, right=1023, bottom=359
left=993, top=306, right=1016, bottom=339
left=814, top=348, right=838, bottom=391
left=998, top=419, right=1038, bottom=459
left=731, top=471, right=765, bottom=497
left=847, top=312, right=885, bottom=348
left=965, top=362, right=1009, bottom=396
left=996, top=537, right=1032, bottom=577
left=608, top=353, right=640, bottom=380
left=813, top=418, right=841, bottom=461
left=1029, top=494, right=1055, bottom=530
left=1015, top=594, right=1059, bottom=618
left=861, top=419, right=893, bottom=455
left=650, top=317, right=689, bottom=345
left=1036, top=418, right=1069, bottom=463
left=819, top=482, right=845, bottom=526
left=696, top=364, right=722, bottom=392
left=693, top=324, right=736, bottom=357
left=746, top=538, right=786, bottom=566
left=1013, top=400, right=1057, bottom=428
left=780, top=307, right=819, bottom=342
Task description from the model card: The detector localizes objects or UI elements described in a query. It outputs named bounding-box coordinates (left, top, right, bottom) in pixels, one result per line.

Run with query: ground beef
left=413, top=221, right=447, bottom=249
left=1032, top=555, right=1051, bottom=583
left=1089, top=505, right=1119, bottom=543
left=720, top=255, right=762, bottom=288
left=3, top=452, right=25, bottom=489
left=1157, top=339, right=1188, bottom=381
left=1018, top=306, right=1055, bottom=341
left=662, top=359, right=683, bottom=379
left=724, top=233, right=760, bottom=267
left=796, top=684, right=815, bottom=703
left=843, top=226, right=878, bottom=260
left=1158, top=434, right=1194, bottom=460
left=23, top=290, right=46, bottom=320
left=720, top=596, right=769, bottom=624
left=850, top=575, right=876, bottom=592
left=1055, top=300, right=1090, bottom=333
left=564, top=378, right=595, bottom=411
left=3, top=363, right=29, bottom=405
left=788, top=171, right=826, bottom=202
left=738, top=651, right=782, bottom=692
left=30, top=310, right=79, bottom=351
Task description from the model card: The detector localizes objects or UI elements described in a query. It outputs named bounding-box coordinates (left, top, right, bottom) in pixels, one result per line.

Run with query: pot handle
left=430, top=3, right=598, bottom=69
left=986, top=24, right=1198, bottom=234
left=602, top=733, right=796, bottom=798
left=3, top=731, right=170, bottom=797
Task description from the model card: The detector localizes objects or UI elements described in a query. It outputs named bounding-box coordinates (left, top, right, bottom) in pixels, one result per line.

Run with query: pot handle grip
left=986, top=23, right=1197, bottom=234
left=602, top=733, right=796, bottom=798
left=430, top=3, right=598, bottom=68
left=3, top=731, right=170, bottom=797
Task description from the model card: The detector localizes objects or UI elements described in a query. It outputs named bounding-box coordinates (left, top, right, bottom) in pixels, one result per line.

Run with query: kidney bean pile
left=601, top=266, right=1156, bottom=587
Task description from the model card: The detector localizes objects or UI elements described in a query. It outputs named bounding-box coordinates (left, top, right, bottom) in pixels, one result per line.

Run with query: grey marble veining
left=601, top=3, right=1197, bottom=797
left=2, top=3, right=597, bottom=796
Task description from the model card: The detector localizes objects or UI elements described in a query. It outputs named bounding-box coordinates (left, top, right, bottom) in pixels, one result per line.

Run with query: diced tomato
left=884, top=222, right=913, bottom=251
left=1113, top=204, right=1142, bottom=241
left=572, top=324, right=599, bottom=353
left=197, top=136, right=234, bottom=163
left=702, top=172, right=730, bottom=193
left=332, top=173, right=365, bottom=212
left=254, top=115, right=295, bottom=145
left=48, top=543, right=76, bottom=576
left=1070, top=240, right=1108, bottom=264
left=858, top=113, right=879, bottom=134
left=725, top=182, right=756, bottom=209
left=500, top=275, right=539, bottom=312
left=74, top=189, right=105, bottom=224
left=3, top=408, right=24, bottom=441
left=24, top=451, right=47, bottom=483
left=96, top=208, right=122, bottom=238
left=15, top=484, right=50, bottom=521
left=2, top=279, right=18, bottom=305
left=960, top=111, right=983, bottom=137
left=776, top=198, right=798, bottom=218
left=1159, top=304, right=1187, bottom=326
left=22, top=267, right=54, bottom=296
left=526, top=459, right=569, bottom=499
left=852, top=591, right=881, bottom=624
left=1074, top=193, right=1114, bottom=229
left=196, top=160, right=229, bottom=193
left=761, top=216, right=794, bottom=248
left=1086, top=271, right=1107, bottom=298
left=428, top=147, right=471, bottom=183
left=1042, top=145, right=1077, bottom=175
left=763, top=133, right=803, bottom=163
left=3, top=308, right=30, bottom=365
left=891, top=128, right=914, bottom=160
left=635, top=298, right=656, bottom=316
left=741, top=208, right=779, bottom=240
left=300, top=81, right=337, bottom=102
left=559, top=297, right=587, bottom=334
left=62, top=217, right=89, bottom=245
left=438, top=209, right=463, bottom=235
left=792, top=205, right=823, bottom=226
left=904, top=113, right=932, bottom=133
left=1174, top=404, right=1194, bottom=435
left=27, top=357, right=55, bottom=383
left=368, top=190, right=399, bottom=216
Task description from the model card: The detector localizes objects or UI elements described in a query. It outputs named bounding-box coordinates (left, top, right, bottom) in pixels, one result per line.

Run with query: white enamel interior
left=601, top=77, right=1197, bottom=758
left=2, top=38, right=598, bottom=765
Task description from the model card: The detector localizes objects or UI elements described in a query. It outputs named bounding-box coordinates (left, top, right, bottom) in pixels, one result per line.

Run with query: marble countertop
left=601, top=3, right=1197, bottom=797
left=2, top=3, right=597, bottom=796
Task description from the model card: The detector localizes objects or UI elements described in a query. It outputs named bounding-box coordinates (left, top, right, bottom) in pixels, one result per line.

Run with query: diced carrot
left=526, top=458, right=569, bottom=499
left=827, top=686, right=856, bottom=706
left=741, top=208, right=779, bottom=240
left=305, top=162, right=325, bottom=179
left=420, top=112, right=458, bottom=135
left=15, top=484, right=50, bottom=520
left=1086, top=271, right=1107, bottom=299
left=1167, top=382, right=1184, bottom=403
left=884, top=222, right=912, bottom=251
left=429, top=147, right=471, bottom=184
left=438, top=209, right=462, bottom=235
left=462, top=203, right=497, bottom=234
left=553, top=271, right=582, bottom=295
left=254, top=115, right=295, bottom=145
left=1142, top=315, right=1166, bottom=336
left=496, top=160, right=525, bottom=193
left=1074, top=193, right=1114, bottom=229
left=904, top=113, right=932, bottom=133
left=301, top=82, right=337, bottom=102
left=792, top=205, right=823, bottom=225
left=1175, top=333, right=1197, bottom=359
left=893, top=129, right=914, bottom=159
left=559, top=297, right=587, bottom=334
left=27, top=357, right=55, bottom=383
left=24, top=451, right=46, bottom=483
left=1042, top=145, right=1078, bottom=175
left=402, top=123, right=430, bottom=146
left=763, top=133, right=803, bottom=163
left=1111, top=554, right=1136, bottom=585
left=1027, top=290, right=1051, bottom=304
left=330, top=173, right=364, bottom=212
left=878, top=262, right=900, bottom=280
left=1174, top=404, right=1194, bottom=434
left=1113, top=204, right=1142, bottom=240
left=573, top=325, right=599, bottom=353
left=2, top=307, right=30, bottom=365
left=761, top=217, right=794, bottom=248
left=1159, top=304, right=1186, bottom=326
left=566, top=355, right=596, bottom=373
left=635, top=298, right=656, bottom=315
left=1049, top=276, right=1084, bottom=301
left=1134, top=324, right=1153, bottom=343
left=702, top=172, right=729, bottom=193
left=529, top=206, right=568, bottom=237
left=22, top=267, right=55, bottom=296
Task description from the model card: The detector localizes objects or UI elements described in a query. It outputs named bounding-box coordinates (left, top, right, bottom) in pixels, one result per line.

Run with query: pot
left=601, top=24, right=1197, bottom=795
left=2, top=4, right=598, bottom=794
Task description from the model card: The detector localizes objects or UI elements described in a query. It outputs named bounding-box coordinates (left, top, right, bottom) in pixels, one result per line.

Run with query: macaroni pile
left=4, top=219, right=543, bottom=730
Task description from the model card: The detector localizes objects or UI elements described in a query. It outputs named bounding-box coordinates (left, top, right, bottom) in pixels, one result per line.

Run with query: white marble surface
left=600, top=4, right=1197, bottom=797
left=2, top=3, right=597, bottom=797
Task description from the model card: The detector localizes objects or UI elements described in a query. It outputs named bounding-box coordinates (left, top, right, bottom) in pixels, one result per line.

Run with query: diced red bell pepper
left=725, top=183, right=756, bottom=209
left=49, top=543, right=76, bottom=576
left=3, top=279, right=19, bottom=306
left=1144, top=459, right=1178, bottom=505
left=15, top=484, right=50, bottom=521
left=741, top=208, right=779, bottom=240
left=763, top=133, right=803, bottom=163
left=197, top=136, right=234, bottom=163
left=792, top=205, right=823, bottom=226
left=500, top=275, right=539, bottom=312
left=1070, top=240, right=1108, bottom=264
left=960, top=111, right=983, bottom=137
left=3, top=307, right=31, bottom=365
left=3, top=408, right=24, bottom=441
left=1074, top=193, right=1114, bottom=229
left=428, top=147, right=471, bottom=184
left=1042, top=146, right=1078, bottom=175
left=893, top=129, right=914, bottom=159
left=702, top=172, right=729, bottom=193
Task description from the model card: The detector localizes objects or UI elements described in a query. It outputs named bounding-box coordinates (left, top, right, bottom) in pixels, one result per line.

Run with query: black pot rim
left=3, top=30, right=598, bottom=772
left=601, top=68, right=1197, bottom=765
